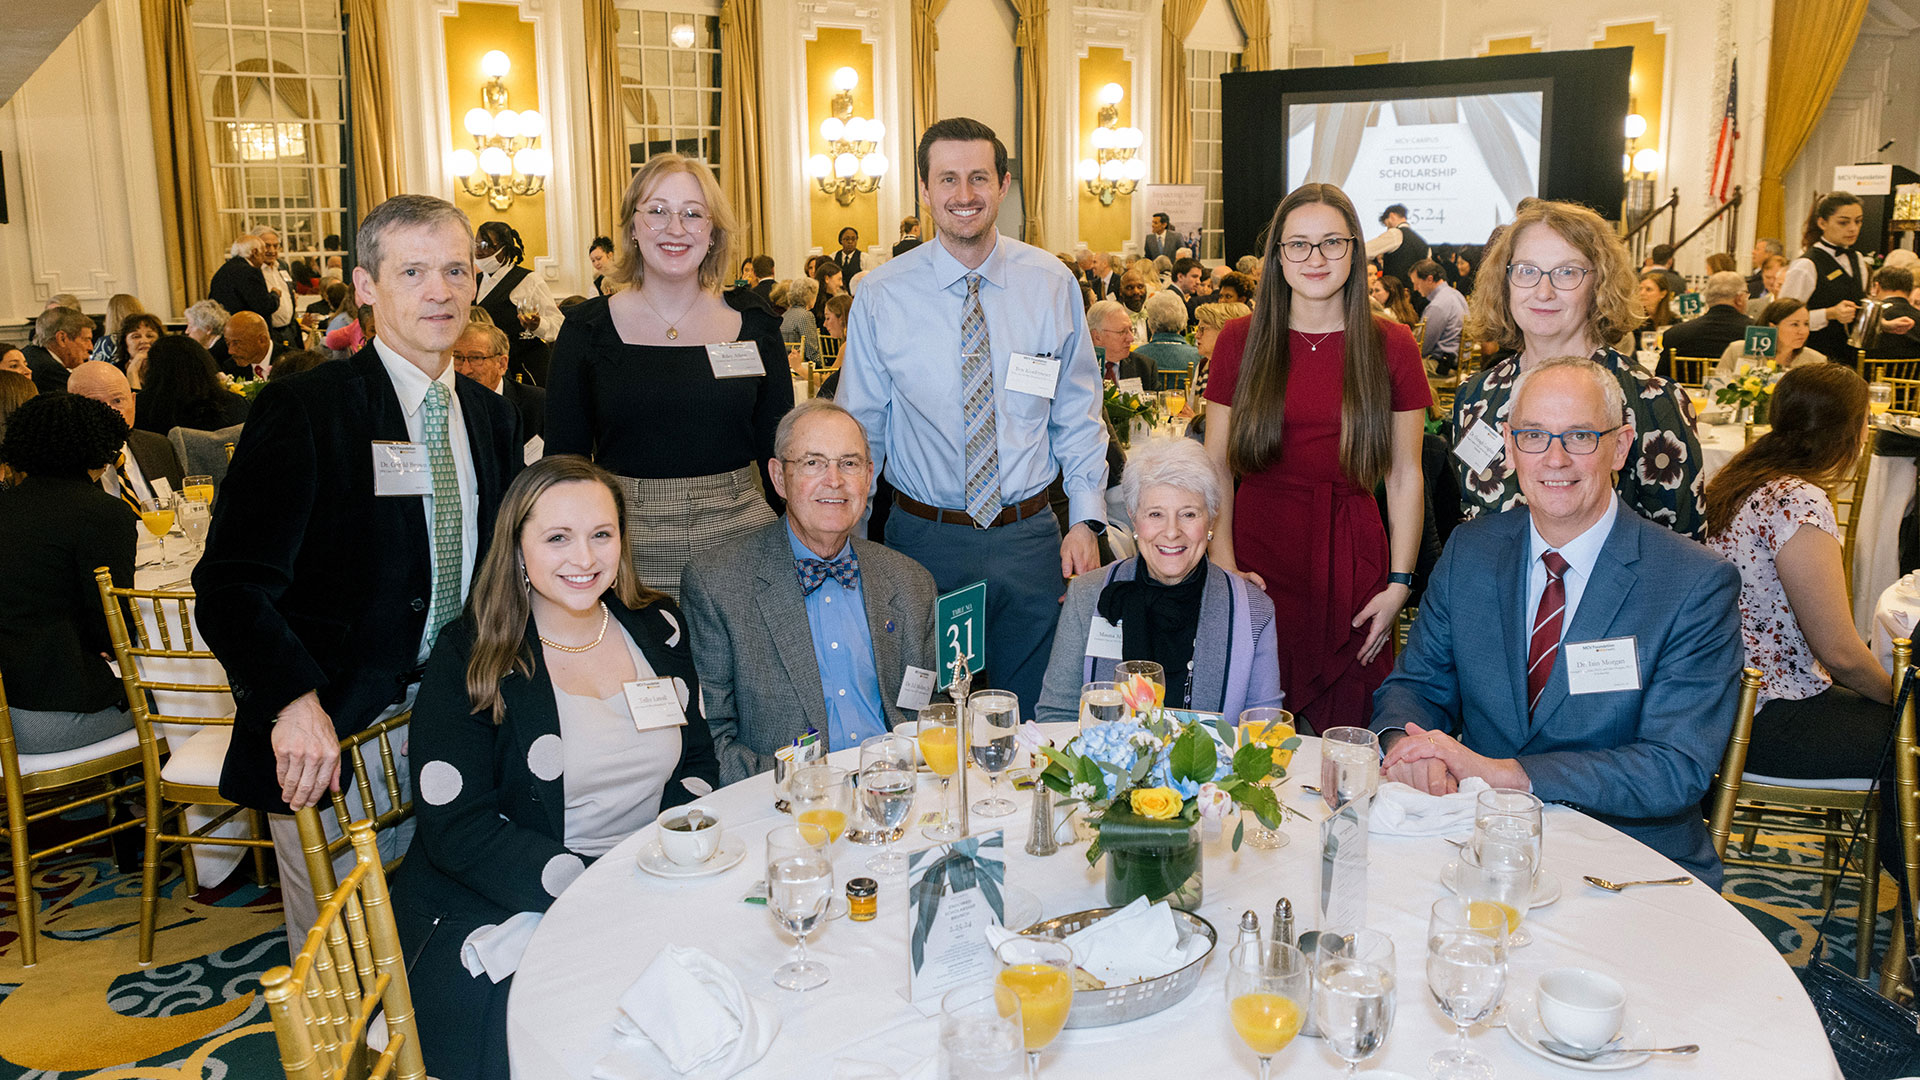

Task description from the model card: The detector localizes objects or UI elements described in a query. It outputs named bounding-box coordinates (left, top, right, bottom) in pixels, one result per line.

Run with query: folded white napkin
left=590, top=945, right=779, bottom=1080
left=827, top=1058, right=939, bottom=1080
left=458, top=911, right=543, bottom=983
left=985, top=896, right=1207, bottom=986
left=1369, top=776, right=1493, bottom=837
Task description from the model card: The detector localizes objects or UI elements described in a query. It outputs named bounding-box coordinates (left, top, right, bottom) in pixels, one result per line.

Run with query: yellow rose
left=1130, top=786, right=1183, bottom=820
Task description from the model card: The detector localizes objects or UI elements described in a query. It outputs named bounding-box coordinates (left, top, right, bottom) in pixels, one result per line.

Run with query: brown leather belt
left=892, top=488, right=1053, bottom=529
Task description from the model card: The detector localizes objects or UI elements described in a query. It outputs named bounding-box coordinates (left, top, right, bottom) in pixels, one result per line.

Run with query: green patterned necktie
left=423, top=381, right=463, bottom=644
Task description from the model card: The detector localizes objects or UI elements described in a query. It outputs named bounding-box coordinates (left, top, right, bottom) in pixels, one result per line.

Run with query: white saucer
left=1505, top=987, right=1654, bottom=1071
left=637, top=835, right=747, bottom=878
left=1440, top=858, right=1562, bottom=908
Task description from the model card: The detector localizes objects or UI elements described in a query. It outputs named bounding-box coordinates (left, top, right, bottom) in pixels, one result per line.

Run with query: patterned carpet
left=0, top=823, right=1894, bottom=1076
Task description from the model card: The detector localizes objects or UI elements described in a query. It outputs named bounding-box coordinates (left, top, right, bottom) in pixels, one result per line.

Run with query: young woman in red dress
left=1202, top=183, right=1431, bottom=731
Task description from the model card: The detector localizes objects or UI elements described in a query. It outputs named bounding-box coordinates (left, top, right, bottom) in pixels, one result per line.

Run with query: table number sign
left=1744, top=326, right=1778, bottom=359
left=1677, top=292, right=1703, bottom=318
left=906, top=830, right=1007, bottom=1004
left=935, top=581, right=987, bottom=689
left=1320, top=799, right=1369, bottom=930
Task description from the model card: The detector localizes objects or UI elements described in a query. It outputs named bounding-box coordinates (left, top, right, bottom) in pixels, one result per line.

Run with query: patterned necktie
left=960, top=273, right=1002, bottom=528
left=423, top=381, right=464, bottom=643
left=1526, top=551, right=1570, bottom=715
left=111, top=451, right=144, bottom=513
left=796, top=553, right=860, bottom=595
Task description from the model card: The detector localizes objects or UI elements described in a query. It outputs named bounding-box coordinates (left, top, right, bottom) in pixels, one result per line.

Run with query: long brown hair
left=1637, top=271, right=1674, bottom=329
left=1464, top=200, right=1642, bottom=352
left=465, top=455, right=661, bottom=722
left=1802, top=191, right=1862, bottom=254
left=1703, top=364, right=1868, bottom=538
left=1228, top=183, right=1393, bottom=488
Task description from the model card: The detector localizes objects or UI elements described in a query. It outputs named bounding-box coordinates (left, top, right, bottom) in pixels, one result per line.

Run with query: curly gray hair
left=1144, top=289, right=1188, bottom=335
left=1121, top=436, right=1223, bottom=521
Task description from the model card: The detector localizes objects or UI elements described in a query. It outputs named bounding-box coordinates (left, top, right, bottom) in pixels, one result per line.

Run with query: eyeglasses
left=1509, top=425, right=1624, bottom=455
left=639, top=203, right=713, bottom=234
left=451, top=351, right=505, bottom=364
left=783, top=454, right=871, bottom=476
left=1505, top=263, right=1593, bottom=290
left=1277, top=236, right=1355, bottom=263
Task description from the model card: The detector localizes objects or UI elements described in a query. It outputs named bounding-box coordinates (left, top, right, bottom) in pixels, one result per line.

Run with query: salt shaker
left=1025, top=779, right=1059, bottom=856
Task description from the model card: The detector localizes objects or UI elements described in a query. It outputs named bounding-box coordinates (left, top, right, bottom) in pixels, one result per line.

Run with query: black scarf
left=1096, top=558, right=1208, bottom=709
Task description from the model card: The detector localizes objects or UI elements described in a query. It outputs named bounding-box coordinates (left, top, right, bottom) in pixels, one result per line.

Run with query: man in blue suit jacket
left=1373, top=356, right=1742, bottom=887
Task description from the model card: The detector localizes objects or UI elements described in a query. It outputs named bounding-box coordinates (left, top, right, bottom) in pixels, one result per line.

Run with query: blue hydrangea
left=1148, top=727, right=1235, bottom=798
left=1068, top=721, right=1145, bottom=775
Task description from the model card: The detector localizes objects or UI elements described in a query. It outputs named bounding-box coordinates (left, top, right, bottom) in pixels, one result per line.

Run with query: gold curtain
left=719, top=0, right=768, bottom=259
left=345, top=0, right=401, bottom=214
left=1757, top=0, right=1870, bottom=242
left=141, top=0, right=221, bottom=311
left=1009, top=1, right=1047, bottom=246
left=911, top=0, right=953, bottom=236
left=1157, top=0, right=1206, bottom=184
left=1227, top=0, right=1270, bottom=71
left=583, top=0, right=629, bottom=232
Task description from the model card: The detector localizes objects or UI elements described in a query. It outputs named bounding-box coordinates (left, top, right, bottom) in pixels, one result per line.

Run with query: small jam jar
left=846, top=877, right=878, bottom=921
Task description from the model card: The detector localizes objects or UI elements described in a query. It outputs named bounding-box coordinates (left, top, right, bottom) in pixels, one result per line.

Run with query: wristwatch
left=1077, top=519, right=1109, bottom=537
left=1387, top=571, right=1415, bottom=587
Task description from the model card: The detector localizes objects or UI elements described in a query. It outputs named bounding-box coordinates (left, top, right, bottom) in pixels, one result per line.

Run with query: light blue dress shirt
left=788, top=523, right=888, bottom=751
left=838, top=233, right=1110, bottom=525
left=1525, top=494, right=1621, bottom=642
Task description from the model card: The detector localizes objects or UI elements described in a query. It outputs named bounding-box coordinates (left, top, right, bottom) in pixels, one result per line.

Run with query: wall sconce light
left=806, top=67, right=889, bottom=207
left=1076, top=82, right=1145, bottom=207
left=448, top=49, right=550, bottom=210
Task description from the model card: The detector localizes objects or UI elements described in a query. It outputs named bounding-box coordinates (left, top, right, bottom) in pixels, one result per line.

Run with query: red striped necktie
left=1526, top=550, right=1570, bottom=715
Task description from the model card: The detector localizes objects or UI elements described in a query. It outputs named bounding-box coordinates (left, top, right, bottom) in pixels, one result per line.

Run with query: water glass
left=771, top=740, right=823, bottom=813
left=1078, top=680, right=1128, bottom=736
left=1318, top=727, right=1380, bottom=811
left=1474, top=788, right=1544, bottom=888
left=1225, top=941, right=1311, bottom=1080
left=969, top=690, right=1020, bottom=818
left=1427, top=897, right=1508, bottom=1079
left=939, top=983, right=1025, bottom=1080
left=859, top=734, right=915, bottom=874
left=918, top=703, right=966, bottom=841
left=177, top=497, right=212, bottom=549
left=1312, top=929, right=1397, bottom=1077
left=1236, top=707, right=1295, bottom=850
left=1457, top=841, right=1534, bottom=948
left=766, top=824, right=833, bottom=990
left=1111, top=660, right=1165, bottom=712
left=994, top=936, right=1074, bottom=1078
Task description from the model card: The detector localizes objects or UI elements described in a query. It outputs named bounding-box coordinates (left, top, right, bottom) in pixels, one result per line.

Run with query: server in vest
left=1367, top=204, right=1430, bottom=306
left=474, top=221, right=563, bottom=385
left=1780, top=192, right=1913, bottom=367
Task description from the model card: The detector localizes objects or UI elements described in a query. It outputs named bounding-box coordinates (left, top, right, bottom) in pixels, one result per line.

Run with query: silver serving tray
left=1019, top=906, right=1217, bottom=1027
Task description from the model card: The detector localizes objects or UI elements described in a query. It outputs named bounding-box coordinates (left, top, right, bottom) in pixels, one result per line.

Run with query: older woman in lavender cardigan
left=1036, top=437, right=1282, bottom=723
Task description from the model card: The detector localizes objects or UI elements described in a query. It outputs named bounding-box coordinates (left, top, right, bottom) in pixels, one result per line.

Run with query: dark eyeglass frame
left=1508, top=424, right=1624, bottom=455
left=1504, top=263, right=1594, bottom=290
left=1277, top=236, right=1356, bottom=263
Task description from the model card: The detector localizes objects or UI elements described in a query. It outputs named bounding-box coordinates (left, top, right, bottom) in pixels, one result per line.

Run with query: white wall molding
left=1470, top=29, right=1546, bottom=55
left=1071, top=0, right=1150, bottom=60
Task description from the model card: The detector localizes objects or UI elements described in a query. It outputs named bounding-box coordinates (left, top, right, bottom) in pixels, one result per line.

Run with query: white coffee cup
left=1536, top=968, right=1626, bottom=1051
left=657, top=807, right=723, bottom=865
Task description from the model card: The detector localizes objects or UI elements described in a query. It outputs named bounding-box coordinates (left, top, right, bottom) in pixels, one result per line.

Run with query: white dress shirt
left=1524, top=494, right=1621, bottom=641
left=263, top=263, right=295, bottom=330
left=100, top=441, right=156, bottom=505
left=372, top=337, right=479, bottom=661
left=477, top=266, right=563, bottom=342
left=1780, top=240, right=1866, bottom=333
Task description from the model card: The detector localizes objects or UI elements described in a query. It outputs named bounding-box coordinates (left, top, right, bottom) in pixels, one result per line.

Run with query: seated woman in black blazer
left=0, top=393, right=138, bottom=752
left=391, top=454, right=719, bottom=1080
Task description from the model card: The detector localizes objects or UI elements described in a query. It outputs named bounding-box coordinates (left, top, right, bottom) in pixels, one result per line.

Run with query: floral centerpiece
left=1103, top=383, right=1159, bottom=447
left=1035, top=698, right=1298, bottom=909
left=1713, top=360, right=1783, bottom=423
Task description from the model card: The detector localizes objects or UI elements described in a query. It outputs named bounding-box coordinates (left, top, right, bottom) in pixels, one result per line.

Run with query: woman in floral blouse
left=1450, top=200, right=1705, bottom=537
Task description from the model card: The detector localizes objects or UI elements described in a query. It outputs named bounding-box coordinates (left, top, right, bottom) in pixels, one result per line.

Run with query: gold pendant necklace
left=539, top=603, right=609, bottom=653
left=635, top=287, right=699, bottom=340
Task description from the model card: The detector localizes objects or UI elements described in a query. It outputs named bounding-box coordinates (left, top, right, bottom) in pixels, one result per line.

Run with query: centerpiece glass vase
left=1099, top=805, right=1204, bottom=910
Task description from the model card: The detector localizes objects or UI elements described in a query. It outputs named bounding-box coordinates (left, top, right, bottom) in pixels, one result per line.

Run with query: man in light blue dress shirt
left=839, top=117, right=1110, bottom=711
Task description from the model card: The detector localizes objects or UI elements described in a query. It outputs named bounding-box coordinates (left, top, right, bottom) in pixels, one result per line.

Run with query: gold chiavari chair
left=1669, top=356, right=1715, bottom=388
left=293, top=713, right=415, bottom=914
left=1885, top=377, right=1920, bottom=416
left=96, top=567, right=276, bottom=964
left=1866, top=359, right=1920, bottom=384
left=1833, top=441, right=1879, bottom=606
left=0, top=670, right=146, bottom=967
left=262, top=820, right=426, bottom=1080
left=1709, top=651, right=1906, bottom=981
left=1886, top=638, right=1920, bottom=996
left=819, top=335, right=842, bottom=366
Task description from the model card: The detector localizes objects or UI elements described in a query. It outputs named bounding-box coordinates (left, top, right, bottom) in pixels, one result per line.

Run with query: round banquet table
left=507, top=729, right=1840, bottom=1079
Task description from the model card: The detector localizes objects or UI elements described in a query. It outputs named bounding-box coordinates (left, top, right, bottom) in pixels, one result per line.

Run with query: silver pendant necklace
left=1295, top=329, right=1339, bottom=352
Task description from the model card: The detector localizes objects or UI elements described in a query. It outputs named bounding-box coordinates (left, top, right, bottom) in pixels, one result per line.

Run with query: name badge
left=1452, top=419, right=1504, bottom=475
left=1085, top=615, right=1125, bottom=659
left=150, top=476, right=175, bottom=501
left=705, top=341, right=765, bottom=379
left=1004, top=352, right=1062, bottom=399
left=1565, top=637, right=1641, bottom=695
left=897, top=665, right=937, bottom=712
left=372, top=442, right=432, bottom=496
left=623, top=678, right=688, bottom=732
left=1116, top=377, right=1144, bottom=396
left=1827, top=268, right=1846, bottom=281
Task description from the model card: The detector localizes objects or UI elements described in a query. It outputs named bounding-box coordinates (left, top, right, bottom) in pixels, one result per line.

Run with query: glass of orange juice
left=1226, top=940, right=1311, bottom=1080
left=1457, top=841, right=1534, bottom=949
left=1236, top=707, right=1295, bottom=850
left=918, top=702, right=966, bottom=841
left=1872, top=382, right=1894, bottom=417
left=789, top=764, right=852, bottom=845
left=994, top=936, right=1074, bottom=1078
left=182, top=474, right=215, bottom=505
left=140, top=492, right=180, bottom=569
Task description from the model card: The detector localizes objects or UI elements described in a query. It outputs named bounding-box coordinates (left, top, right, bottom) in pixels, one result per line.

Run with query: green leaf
left=1232, top=818, right=1245, bottom=851
left=1170, top=726, right=1214, bottom=786
left=1232, top=742, right=1273, bottom=784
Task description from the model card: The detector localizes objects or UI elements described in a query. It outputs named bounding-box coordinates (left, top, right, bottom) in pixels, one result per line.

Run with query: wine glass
left=969, top=690, right=1020, bottom=818
left=1077, top=680, right=1127, bottom=737
left=940, top=983, right=1026, bottom=1080
left=140, top=491, right=181, bottom=569
left=1236, top=707, right=1295, bottom=850
left=1427, top=896, right=1508, bottom=1080
left=765, top=824, right=833, bottom=991
left=993, top=936, right=1074, bottom=1078
left=1313, top=928, right=1397, bottom=1078
left=182, top=474, right=214, bottom=505
left=1225, top=941, right=1311, bottom=1080
left=789, top=764, right=852, bottom=846
left=919, top=703, right=966, bottom=841
left=516, top=296, right=541, bottom=338
left=1474, top=788, right=1544, bottom=890
left=1318, top=727, right=1381, bottom=811
left=1457, top=841, right=1534, bottom=949
left=177, top=496, right=212, bottom=552
left=1111, top=660, right=1165, bottom=714
left=1871, top=381, right=1894, bottom=417
left=860, top=734, right=915, bottom=875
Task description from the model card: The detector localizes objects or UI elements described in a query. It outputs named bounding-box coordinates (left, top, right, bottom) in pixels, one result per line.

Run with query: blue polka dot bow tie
left=796, top=553, right=859, bottom=595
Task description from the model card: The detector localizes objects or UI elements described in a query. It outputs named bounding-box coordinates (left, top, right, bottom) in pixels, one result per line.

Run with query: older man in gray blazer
left=682, top=399, right=940, bottom=785
left=1372, top=357, right=1743, bottom=887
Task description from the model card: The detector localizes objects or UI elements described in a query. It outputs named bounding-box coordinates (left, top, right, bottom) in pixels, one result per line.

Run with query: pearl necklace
left=539, top=603, right=609, bottom=653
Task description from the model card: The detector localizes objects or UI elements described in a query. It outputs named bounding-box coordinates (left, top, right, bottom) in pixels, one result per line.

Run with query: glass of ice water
left=1318, top=727, right=1381, bottom=811
left=1427, top=896, right=1508, bottom=1080
left=968, top=690, right=1020, bottom=818
left=1077, top=680, right=1127, bottom=737
left=1475, top=788, right=1545, bottom=890
left=939, top=983, right=1025, bottom=1080
left=1312, top=928, right=1397, bottom=1078
left=859, top=733, right=916, bottom=875
left=766, top=824, right=833, bottom=991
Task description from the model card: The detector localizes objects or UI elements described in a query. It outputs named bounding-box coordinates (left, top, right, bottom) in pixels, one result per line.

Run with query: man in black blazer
left=830, top=226, right=864, bottom=277
left=453, top=321, right=545, bottom=450
left=23, top=307, right=94, bottom=394
left=1868, top=266, right=1920, bottom=360
left=208, top=234, right=279, bottom=324
left=1658, top=271, right=1751, bottom=379
left=67, top=361, right=184, bottom=504
left=195, top=195, right=522, bottom=938
left=892, top=216, right=923, bottom=257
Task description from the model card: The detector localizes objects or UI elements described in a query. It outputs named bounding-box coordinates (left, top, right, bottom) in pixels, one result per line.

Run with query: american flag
left=1709, top=57, right=1739, bottom=203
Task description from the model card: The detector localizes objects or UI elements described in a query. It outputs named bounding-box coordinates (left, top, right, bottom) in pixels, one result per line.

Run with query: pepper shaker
left=1025, top=779, right=1059, bottom=856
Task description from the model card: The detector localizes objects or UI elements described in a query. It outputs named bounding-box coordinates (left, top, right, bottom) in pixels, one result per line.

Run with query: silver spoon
left=1583, top=874, right=1693, bottom=891
left=1539, top=1038, right=1699, bottom=1061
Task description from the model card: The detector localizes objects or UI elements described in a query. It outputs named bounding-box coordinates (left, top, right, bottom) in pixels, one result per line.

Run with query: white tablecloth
left=1695, top=422, right=1751, bottom=481
left=508, top=730, right=1839, bottom=1079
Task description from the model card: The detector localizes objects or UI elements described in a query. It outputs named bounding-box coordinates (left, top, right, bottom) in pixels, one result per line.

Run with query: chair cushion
left=17, top=728, right=142, bottom=774
left=160, top=726, right=234, bottom=787
left=1741, top=771, right=1878, bottom=793
left=167, top=422, right=245, bottom=494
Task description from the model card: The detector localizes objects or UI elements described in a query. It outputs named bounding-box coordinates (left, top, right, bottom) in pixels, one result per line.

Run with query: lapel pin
left=885, top=620, right=895, bottom=633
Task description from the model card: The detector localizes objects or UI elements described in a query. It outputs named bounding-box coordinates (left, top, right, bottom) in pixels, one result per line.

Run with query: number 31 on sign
left=934, top=581, right=987, bottom=690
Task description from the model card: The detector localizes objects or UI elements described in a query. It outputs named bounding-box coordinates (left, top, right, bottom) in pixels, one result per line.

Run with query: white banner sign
left=1836, top=164, right=1894, bottom=196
